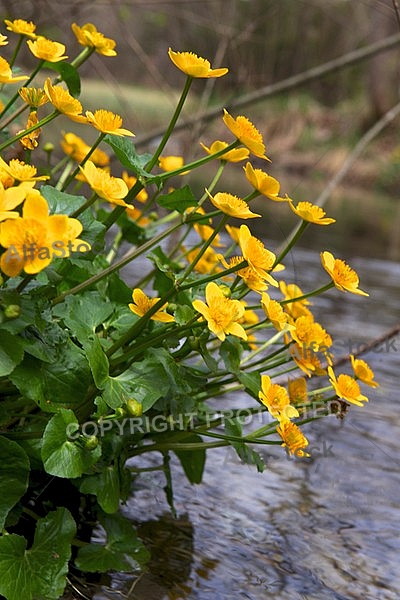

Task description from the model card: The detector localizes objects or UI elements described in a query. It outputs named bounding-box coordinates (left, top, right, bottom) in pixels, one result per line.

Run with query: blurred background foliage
left=2, top=0, right=400, bottom=259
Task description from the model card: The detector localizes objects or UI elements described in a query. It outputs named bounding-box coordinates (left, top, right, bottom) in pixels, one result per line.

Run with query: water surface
left=94, top=250, right=400, bottom=600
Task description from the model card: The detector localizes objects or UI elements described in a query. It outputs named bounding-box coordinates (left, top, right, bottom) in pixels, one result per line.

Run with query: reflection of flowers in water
left=136, top=513, right=194, bottom=586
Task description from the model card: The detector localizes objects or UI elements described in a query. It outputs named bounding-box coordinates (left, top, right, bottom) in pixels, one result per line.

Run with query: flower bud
left=126, top=398, right=142, bottom=417
left=82, top=435, right=99, bottom=450
left=4, top=304, right=21, bottom=319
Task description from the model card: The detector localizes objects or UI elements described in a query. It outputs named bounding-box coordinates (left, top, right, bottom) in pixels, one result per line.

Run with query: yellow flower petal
left=193, top=282, right=246, bottom=341
left=200, top=140, right=250, bottom=163
left=289, top=200, right=335, bottom=225
left=72, top=23, right=117, bottom=56
left=223, top=110, right=270, bottom=160
left=321, top=251, right=368, bottom=296
left=4, top=19, right=36, bottom=37
left=168, top=48, right=228, bottom=78
left=244, top=162, right=287, bottom=200
left=0, top=56, right=28, bottom=84
left=85, top=109, right=134, bottom=136
left=27, top=37, right=68, bottom=62
left=206, top=190, right=260, bottom=219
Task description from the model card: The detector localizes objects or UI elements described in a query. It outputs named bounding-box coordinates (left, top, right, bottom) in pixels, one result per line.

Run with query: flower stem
left=273, top=219, right=308, bottom=268
left=61, top=132, right=106, bottom=191
left=51, top=220, right=182, bottom=305
left=144, top=75, right=194, bottom=173
left=71, top=192, right=98, bottom=218
left=0, top=110, right=59, bottom=152
left=281, top=281, right=335, bottom=306
left=0, top=60, right=45, bottom=119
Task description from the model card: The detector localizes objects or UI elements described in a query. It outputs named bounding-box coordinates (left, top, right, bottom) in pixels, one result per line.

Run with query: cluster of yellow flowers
left=0, top=20, right=378, bottom=460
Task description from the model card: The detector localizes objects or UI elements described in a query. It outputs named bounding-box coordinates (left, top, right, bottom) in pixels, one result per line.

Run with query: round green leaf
left=0, top=437, right=30, bottom=530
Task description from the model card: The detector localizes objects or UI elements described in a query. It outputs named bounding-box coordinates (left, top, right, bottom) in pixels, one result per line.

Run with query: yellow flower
left=328, top=366, right=368, bottom=407
left=219, top=255, right=268, bottom=292
left=238, top=225, right=278, bottom=286
left=129, top=288, right=175, bottom=323
left=291, top=314, right=332, bottom=352
left=261, top=292, right=294, bottom=332
left=122, top=172, right=148, bottom=203
left=61, top=132, right=109, bottom=166
left=259, top=375, right=299, bottom=420
left=321, top=251, right=368, bottom=296
left=222, top=109, right=270, bottom=160
left=71, top=23, right=117, bottom=56
left=85, top=109, right=134, bottom=137
left=4, top=19, right=37, bottom=38
left=0, top=56, right=28, bottom=84
left=350, top=355, right=379, bottom=388
left=168, top=48, right=228, bottom=78
left=288, top=377, right=308, bottom=405
left=279, top=281, right=312, bottom=319
left=186, top=246, right=220, bottom=274
left=18, top=87, right=48, bottom=108
left=290, top=343, right=326, bottom=378
left=289, top=200, right=336, bottom=225
left=0, top=182, right=25, bottom=222
left=192, top=282, right=247, bottom=342
left=276, top=419, right=309, bottom=457
left=27, top=37, right=68, bottom=62
left=0, top=195, right=85, bottom=276
left=44, top=79, right=87, bottom=123
left=244, top=162, right=287, bottom=201
left=206, top=190, right=260, bottom=219
left=200, top=140, right=250, bottom=163
left=158, top=155, right=184, bottom=172
left=0, top=157, right=48, bottom=183
left=79, top=161, right=128, bottom=206
left=18, top=111, right=41, bottom=150
left=0, top=34, right=8, bottom=46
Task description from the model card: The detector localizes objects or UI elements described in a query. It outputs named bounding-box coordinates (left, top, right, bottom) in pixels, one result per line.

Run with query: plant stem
left=61, top=132, right=106, bottom=191
left=0, top=110, right=59, bottom=152
left=0, top=60, right=45, bottom=119
left=51, top=220, right=182, bottom=305
left=144, top=75, right=194, bottom=173
left=273, top=219, right=308, bottom=268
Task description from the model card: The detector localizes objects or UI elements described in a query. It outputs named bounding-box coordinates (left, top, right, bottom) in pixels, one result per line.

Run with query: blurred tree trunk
left=367, top=6, right=399, bottom=120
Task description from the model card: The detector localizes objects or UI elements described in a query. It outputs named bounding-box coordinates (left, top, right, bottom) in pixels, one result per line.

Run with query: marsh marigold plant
left=0, top=20, right=378, bottom=600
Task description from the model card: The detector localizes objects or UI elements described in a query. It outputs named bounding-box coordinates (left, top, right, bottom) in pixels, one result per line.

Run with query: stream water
left=92, top=248, right=399, bottom=600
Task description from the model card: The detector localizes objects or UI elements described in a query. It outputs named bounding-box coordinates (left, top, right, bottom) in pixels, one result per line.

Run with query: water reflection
left=93, top=250, right=399, bottom=600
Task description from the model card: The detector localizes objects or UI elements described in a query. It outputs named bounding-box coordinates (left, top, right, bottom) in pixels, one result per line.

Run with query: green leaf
left=174, top=434, right=206, bottom=484
left=53, top=291, right=115, bottom=340
left=10, top=342, right=92, bottom=413
left=42, top=409, right=101, bottom=478
left=102, top=375, right=131, bottom=409
left=220, top=337, right=242, bottom=374
left=103, top=134, right=152, bottom=178
left=237, top=370, right=261, bottom=398
left=174, top=304, right=196, bottom=326
left=83, top=335, right=110, bottom=389
left=40, top=185, right=105, bottom=248
left=42, top=60, right=81, bottom=97
left=225, top=418, right=265, bottom=473
left=0, top=507, right=76, bottom=600
left=0, top=330, right=24, bottom=376
left=76, top=512, right=149, bottom=573
left=103, top=361, right=166, bottom=411
left=80, top=463, right=122, bottom=513
left=0, top=437, right=30, bottom=530
left=157, top=185, right=198, bottom=213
